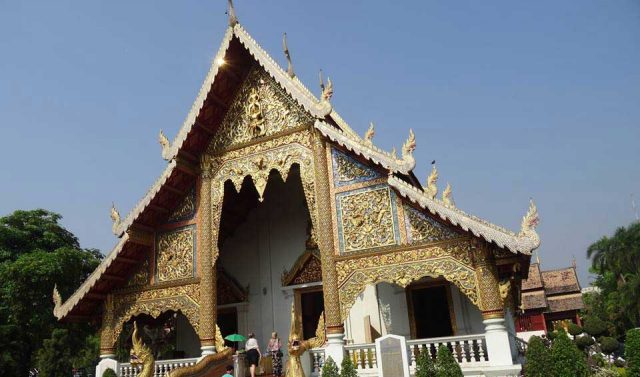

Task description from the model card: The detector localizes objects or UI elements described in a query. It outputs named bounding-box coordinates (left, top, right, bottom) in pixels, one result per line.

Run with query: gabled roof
left=56, top=19, right=540, bottom=321
left=541, top=267, right=581, bottom=295
left=522, top=263, right=543, bottom=291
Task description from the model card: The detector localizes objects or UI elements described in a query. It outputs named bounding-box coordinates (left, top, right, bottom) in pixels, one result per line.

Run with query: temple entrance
left=295, top=288, right=324, bottom=340
left=407, top=283, right=455, bottom=338
left=217, top=308, right=238, bottom=347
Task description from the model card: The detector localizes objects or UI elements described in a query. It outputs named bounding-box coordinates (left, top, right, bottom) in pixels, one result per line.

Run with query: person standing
left=267, top=332, right=283, bottom=377
left=245, top=332, right=261, bottom=377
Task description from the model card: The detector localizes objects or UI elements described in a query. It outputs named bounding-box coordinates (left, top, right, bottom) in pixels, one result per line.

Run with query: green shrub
left=524, top=336, right=551, bottom=377
left=599, top=336, right=620, bottom=355
left=102, top=369, right=117, bottom=377
left=575, top=335, right=595, bottom=350
left=435, top=345, right=462, bottom=377
left=626, top=328, right=640, bottom=377
left=551, top=330, right=589, bottom=377
left=583, top=316, right=608, bottom=337
left=567, top=323, right=584, bottom=336
left=415, top=347, right=436, bottom=377
left=321, top=356, right=339, bottom=377
left=340, top=355, right=357, bottom=377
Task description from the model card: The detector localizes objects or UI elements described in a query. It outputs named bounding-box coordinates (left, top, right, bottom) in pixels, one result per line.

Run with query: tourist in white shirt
left=245, top=332, right=261, bottom=377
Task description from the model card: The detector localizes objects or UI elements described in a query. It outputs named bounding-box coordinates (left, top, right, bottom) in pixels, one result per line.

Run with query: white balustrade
left=309, top=348, right=325, bottom=377
left=345, top=343, right=377, bottom=371
left=118, top=357, right=198, bottom=377
left=407, top=334, right=489, bottom=367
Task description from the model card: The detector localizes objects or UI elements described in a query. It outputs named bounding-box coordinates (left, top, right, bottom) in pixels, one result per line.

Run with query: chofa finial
left=227, top=0, right=238, bottom=26
left=319, top=70, right=333, bottom=101
left=111, top=203, right=121, bottom=234
left=442, top=182, right=455, bottom=207
left=282, top=33, right=295, bottom=78
left=52, top=284, right=62, bottom=319
left=402, top=129, right=416, bottom=158
left=425, top=163, right=438, bottom=199
left=520, top=198, right=540, bottom=234
left=158, top=130, right=170, bottom=160
left=364, top=122, right=375, bottom=144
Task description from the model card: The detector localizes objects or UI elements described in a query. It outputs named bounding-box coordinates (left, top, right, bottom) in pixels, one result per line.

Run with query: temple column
left=96, top=295, right=119, bottom=377
left=198, top=162, right=218, bottom=356
left=312, top=132, right=344, bottom=366
left=475, top=245, right=514, bottom=369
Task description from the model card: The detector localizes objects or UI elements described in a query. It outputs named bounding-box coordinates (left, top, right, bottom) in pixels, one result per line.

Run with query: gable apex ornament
left=442, top=182, right=455, bottom=207
left=227, top=0, right=238, bottom=26
left=158, top=130, right=170, bottom=160
left=52, top=284, right=63, bottom=319
left=282, top=33, right=295, bottom=78
left=110, top=203, right=121, bottom=235
left=319, top=70, right=333, bottom=102
left=520, top=199, right=540, bottom=235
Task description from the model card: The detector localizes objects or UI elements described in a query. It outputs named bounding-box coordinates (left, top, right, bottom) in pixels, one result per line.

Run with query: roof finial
left=158, top=130, right=170, bottom=160
left=227, top=0, right=238, bottom=26
left=52, top=284, right=62, bottom=319
left=364, top=122, right=375, bottom=145
left=282, top=33, right=295, bottom=78
left=319, top=70, right=333, bottom=101
left=402, top=129, right=416, bottom=158
left=442, top=182, right=455, bottom=207
left=520, top=198, right=540, bottom=235
left=110, top=203, right=121, bottom=234
left=425, top=162, right=438, bottom=199
left=390, top=146, right=398, bottom=159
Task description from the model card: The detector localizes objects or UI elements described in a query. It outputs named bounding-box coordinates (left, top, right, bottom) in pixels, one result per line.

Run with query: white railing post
left=483, top=317, right=514, bottom=366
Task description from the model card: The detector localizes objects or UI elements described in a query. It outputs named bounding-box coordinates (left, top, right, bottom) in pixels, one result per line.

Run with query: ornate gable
left=207, top=66, right=313, bottom=155
left=330, top=147, right=382, bottom=187
left=403, top=205, right=460, bottom=243
left=282, top=250, right=323, bottom=286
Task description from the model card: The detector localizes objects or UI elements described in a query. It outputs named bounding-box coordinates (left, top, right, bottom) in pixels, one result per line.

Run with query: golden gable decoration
left=282, top=250, right=323, bottom=286
left=168, top=187, right=196, bottom=222
left=207, top=66, right=313, bottom=154
left=404, top=205, right=459, bottom=243
left=126, top=257, right=150, bottom=288
left=157, top=226, right=195, bottom=282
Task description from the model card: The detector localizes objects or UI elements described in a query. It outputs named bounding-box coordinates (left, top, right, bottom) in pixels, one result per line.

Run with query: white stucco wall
left=218, top=172, right=308, bottom=359
left=176, top=313, right=201, bottom=357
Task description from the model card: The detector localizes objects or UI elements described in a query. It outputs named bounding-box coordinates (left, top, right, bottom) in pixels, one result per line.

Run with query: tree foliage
left=567, top=323, right=583, bottom=337
left=625, top=328, right=640, bottom=377
left=583, top=316, right=609, bottom=337
left=415, top=347, right=436, bottom=377
left=550, top=330, right=589, bottom=377
left=0, top=210, right=102, bottom=377
left=586, top=222, right=640, bottom=334
left=599, top=336, right=620, bottom=355
left=435, top=345, right=462, bottom=377
left=321, top=356, right=339, bottom=377
left=340, top=355, right=357, bottom=377
left=524, top=336, right=552, bottom=377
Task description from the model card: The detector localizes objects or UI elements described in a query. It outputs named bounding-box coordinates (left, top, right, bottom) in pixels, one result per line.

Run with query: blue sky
left=1, top=1, right=639, bottom=286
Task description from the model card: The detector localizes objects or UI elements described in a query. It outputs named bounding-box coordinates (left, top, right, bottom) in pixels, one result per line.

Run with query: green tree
left=415, top=347, right=436, bottom=377
left=599, top=336, right=619, bottom=356
left=321, top=356, right=339, bottom=377
left=524, top=336, right=552, bottom=377
left=550, top=330, right=589, bottom=377
left=435, top=345, right=462, bottom=377
left=583, top=316, right=609, bottom=338
left=567, top=323, right=583, bottom=337
left=35, top=328, right=73, bottom=377
left=624, top=328, right=640, bottom=377
left=0, top=210, right=102, bottom=377
left=340, top=355, right=358, bottom=377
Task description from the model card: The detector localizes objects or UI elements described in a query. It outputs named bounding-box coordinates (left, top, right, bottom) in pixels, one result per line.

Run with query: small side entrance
left=295, top=287, right=325, bottom=340
left=407, top=282, right=455, bottom=338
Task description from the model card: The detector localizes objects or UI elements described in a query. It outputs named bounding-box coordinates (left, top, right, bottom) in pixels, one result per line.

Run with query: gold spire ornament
left=282, top=33, right=295, bottom=78
left=425, top=164, right=438, bottom=199
left=364, top=122, right=375, bottom=145
left=442, top=182, right=455, bottom=207
left=110, top=203, right=121, bottom=234
left=130, top=322, right=155, bottom=377
left=227, top=0, right=238, bottom=26
left=158, top=130, right=170, bottom=160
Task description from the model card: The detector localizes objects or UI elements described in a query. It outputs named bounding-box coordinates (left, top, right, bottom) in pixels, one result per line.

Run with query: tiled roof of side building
left=541, top=267, right=581, bottom=295
left=522, top=290, right=547, bottom=310
left=547, top=293, right=584, bottom=312
left=521, top=263, right=543, bottom=291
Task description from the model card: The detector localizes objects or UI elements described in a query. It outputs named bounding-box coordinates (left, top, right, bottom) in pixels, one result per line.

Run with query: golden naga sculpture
left=442, top=182, right=455, bottom=207
left=130, top=322, right=155, bottom=377
left=158, top=130, right=170, bottom=160
left=167, top=324, right=231, bottom=377
left=425, top=164, right=438, bottom=199
left=364, top=122, right=375, bottom=145
left=519, top=199, right=540, bottom=235
left=286, top=303, right=325, bottom=377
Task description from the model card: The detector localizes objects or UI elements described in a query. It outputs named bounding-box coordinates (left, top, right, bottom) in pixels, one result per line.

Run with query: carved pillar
left=198, top=160, right=218, bottom=355
left=96, top=295, right=118, bottom=377
left=311, top=132, right=344, bottom=365
left=475, top=244, right=514, bottom=367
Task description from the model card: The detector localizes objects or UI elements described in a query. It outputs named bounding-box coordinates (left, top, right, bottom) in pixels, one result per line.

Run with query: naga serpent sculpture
left=130, top=322, right=155, bottom=377
left=285, top=302, right=325, bottom=377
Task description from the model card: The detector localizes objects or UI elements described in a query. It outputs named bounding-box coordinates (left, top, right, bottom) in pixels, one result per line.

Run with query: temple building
left=54, top=4, right=540, bottom=377
left=515, top=262, right=584, bottom=342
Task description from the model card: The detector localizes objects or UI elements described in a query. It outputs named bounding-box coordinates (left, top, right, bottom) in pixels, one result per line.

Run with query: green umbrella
left=224, top=334, right=246, bottom=342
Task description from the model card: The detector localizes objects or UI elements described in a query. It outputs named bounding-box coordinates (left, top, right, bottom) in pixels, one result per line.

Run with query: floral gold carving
left=111, top=284, right=200, bottom=343
left=168, top=187, right=196, bottom=222
left=127, top=258, right=150, bottom=288
left=404, top=205, right=459, bottom=243
left=338, top=187, right=396, bottom=252
left=207, top=67, right=313, bottom=154
left=157, top=227, right=195, bottom=282
left=282, top=250, right=323, bottom=286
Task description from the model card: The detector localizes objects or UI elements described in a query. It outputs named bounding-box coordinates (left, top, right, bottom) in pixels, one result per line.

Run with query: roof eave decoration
left=314, top=120, right=416, bottom=175
left=388, top=175, right=540, bottom=254
left=53, top=234, right=130, bottom=320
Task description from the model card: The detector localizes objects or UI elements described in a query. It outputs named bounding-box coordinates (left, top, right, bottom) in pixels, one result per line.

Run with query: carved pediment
left=403, top=205, right=459, bottom=244
left=330, top=147, right=382, bottom=187
left=207, top=66, right=313, bottom=154
left=282, top=250, right=322, bottom=286
left=167, top=186, right=196, bottom=223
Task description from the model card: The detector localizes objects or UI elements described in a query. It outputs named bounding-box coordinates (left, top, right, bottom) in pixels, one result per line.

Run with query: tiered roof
left=521, top=263, right=583, bottom=313
left=54, top=10, right=540, bottom=322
